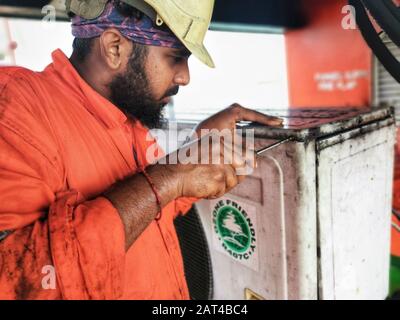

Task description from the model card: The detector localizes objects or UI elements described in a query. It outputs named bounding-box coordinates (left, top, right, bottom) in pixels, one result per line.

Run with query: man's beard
left=109, top=45, right=178, bottom=129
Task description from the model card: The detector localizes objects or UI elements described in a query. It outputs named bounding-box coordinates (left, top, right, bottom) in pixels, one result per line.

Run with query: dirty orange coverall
left=0, top=49, right=196, bottom=300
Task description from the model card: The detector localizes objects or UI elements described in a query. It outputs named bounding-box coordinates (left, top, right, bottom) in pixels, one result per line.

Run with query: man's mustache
left=162, top=86, right=179, bottom=99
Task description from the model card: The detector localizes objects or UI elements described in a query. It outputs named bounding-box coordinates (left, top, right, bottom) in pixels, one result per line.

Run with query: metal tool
left=255, top=137, right=294, bottom=156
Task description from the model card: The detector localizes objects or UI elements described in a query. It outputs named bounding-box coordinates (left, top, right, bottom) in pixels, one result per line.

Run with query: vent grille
left=174, top=205, right=213, bottom=300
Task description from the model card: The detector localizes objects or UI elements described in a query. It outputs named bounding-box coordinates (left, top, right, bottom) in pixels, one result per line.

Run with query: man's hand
left=166, top=131, right=252, bottom=199
left=194, top=103, right=283, bottom=135
left=165, top=104, right=283, bottom=199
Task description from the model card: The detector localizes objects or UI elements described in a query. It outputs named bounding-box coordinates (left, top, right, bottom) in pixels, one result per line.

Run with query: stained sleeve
left=0, top=71, right=126, bottom=299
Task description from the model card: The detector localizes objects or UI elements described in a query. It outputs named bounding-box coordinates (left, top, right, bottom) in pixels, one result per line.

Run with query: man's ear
left=98, top=28, right=132, bottom=71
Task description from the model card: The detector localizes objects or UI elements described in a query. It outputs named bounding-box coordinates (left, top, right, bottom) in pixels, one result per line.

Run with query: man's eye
left=172, top=56, right=185, bottom=63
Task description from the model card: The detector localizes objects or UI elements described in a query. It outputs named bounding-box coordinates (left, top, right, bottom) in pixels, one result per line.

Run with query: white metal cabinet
left=317, top=121, right=394, bottom=299
left=195, top=107, right=396, bottom=300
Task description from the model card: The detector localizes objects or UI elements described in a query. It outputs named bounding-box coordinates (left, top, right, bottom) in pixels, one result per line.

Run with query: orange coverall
left=0, top=49, right=195, bottom=300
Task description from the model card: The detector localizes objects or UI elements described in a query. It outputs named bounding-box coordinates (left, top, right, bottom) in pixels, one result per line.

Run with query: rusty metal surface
left=238, top=106, right=395, bottom=142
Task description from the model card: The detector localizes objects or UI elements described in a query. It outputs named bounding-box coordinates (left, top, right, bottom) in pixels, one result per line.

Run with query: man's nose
left=174, top=62, right=190, bottom=86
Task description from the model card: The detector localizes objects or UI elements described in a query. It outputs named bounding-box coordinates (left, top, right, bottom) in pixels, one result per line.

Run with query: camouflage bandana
left=71, top=0, right=184, bottom=49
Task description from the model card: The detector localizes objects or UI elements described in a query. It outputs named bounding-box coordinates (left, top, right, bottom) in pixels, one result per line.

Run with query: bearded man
left=0, top=0, right=281, bottom=299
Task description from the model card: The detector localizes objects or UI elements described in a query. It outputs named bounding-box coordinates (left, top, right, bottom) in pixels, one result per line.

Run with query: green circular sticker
left=213, top=199, right=256, bottom=261
left=216, top=206, right=251, bottom=253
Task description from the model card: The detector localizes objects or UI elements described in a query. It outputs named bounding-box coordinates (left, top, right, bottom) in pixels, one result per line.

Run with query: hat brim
left=183, top=41, right=215, bottom=68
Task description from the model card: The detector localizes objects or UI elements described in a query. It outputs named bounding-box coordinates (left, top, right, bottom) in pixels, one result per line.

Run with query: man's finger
left=229, top=141, right=256, bottom=177
left=234, top=105, right=283, bottom=127
left=222, top=139, right=247, bottom=169
left=224, top=165, right=239, bottom=192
